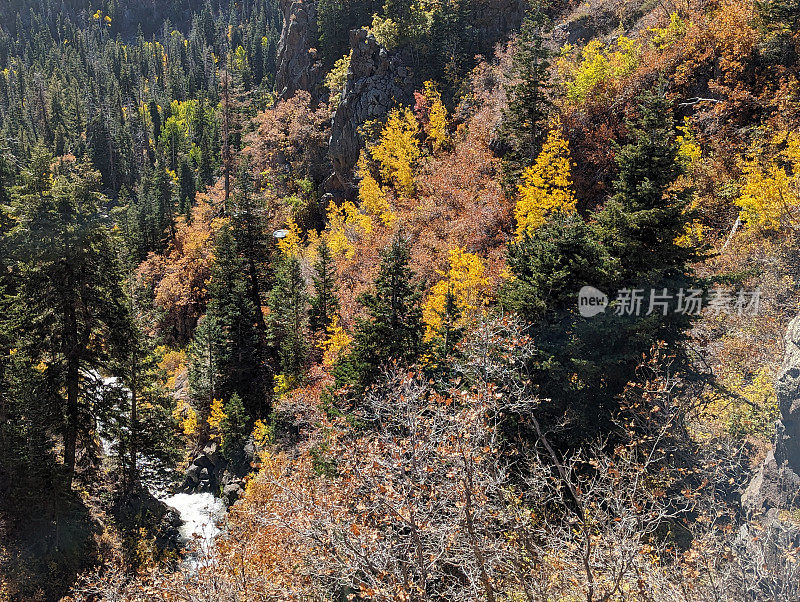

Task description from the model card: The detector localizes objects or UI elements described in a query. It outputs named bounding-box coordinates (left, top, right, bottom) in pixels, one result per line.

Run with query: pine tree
left=335, top=232, right=424, bottom=392
left=178, top=158, right=196, bottom=218
left=139, top=161, right=176, bottom=253
left=757, top=0, right=800, bottom=33
left=103, top=317, right=179, bottom=490
left=502, top=91, right=700, bottom=446
left=231, top=159, right=270, bottom=336
left=502, top=212, right=611, bottom=323
left=207, top=224, right=269, bottom=417
left=268, top=254, right=309, bottom=382
left=309, top=239, right=340, bottom=335
left=189, top=312, right=222, bottom=419
left=428, top=284, right=463, bottom=363
left=592, top=90, right=696, bottom=285
left=499, top=9, right=552, bottom=192
left=221, top=393, right=250, bottom=468
left=149, top=98, right=162, bottom=142
left=10, top=153, right=130, bottom=487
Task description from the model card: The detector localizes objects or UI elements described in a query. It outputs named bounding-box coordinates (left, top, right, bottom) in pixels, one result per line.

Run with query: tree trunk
left=64, top=349, right=79, bottom=489
left=129, top=378, right=138, bottom=485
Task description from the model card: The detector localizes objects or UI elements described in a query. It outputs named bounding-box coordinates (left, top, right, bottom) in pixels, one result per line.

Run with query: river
left=92, top=371, right=226, bottom=563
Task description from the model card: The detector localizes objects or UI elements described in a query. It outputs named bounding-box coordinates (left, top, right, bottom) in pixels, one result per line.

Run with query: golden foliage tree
left=324, top=199, right=372, bottom=259
left=371, top=107, right=420, bottom=196
left=357, top=153, right=395, bottom=227
left=277, top=216, right=303, bottom=258
left=207, top=397, right=227, bottom=442
left=136, top=198, right=227, bottom=344
left=736, top=131, right=800, bottom=231
left=320, top=315, right=353, bottom=367
left=515, top=122, right=577, bottom=238
left=415, top=80, right=449, bottom=152
left=422, top=247, right=489, bottom=342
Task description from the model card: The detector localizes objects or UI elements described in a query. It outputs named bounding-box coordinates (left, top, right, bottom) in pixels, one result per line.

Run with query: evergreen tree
left=139, top=161, right=177, bottom=254
left=428, top=284, right=463, bottom=365
left=231, top=159, right=270, bottom=335
left=757, top=0, right=800, bottom=33
left=149, top=98, right=162, bottom=143
left=102, top=318, right=180, bottom=490
left=502, top=213, right=611, bottom=323
left=10, top=153, right=130, bottom=487
left=207, top=224, right=269, bottom=417
left=309, top=239, right=340, bottom=335
left=498, top=9, right=552, bottom=192
left=502, top=91, right=700, bottom=446
left=220, top=393, right=250, bottom=468
left=178, top=158, right=196, bottom=218
left=593, top=90, right=696, bottom=286
left=335, top=233, right=424, bottom=392
left=268, top=254, right=309, bottom=382
left=188, top=312, right=222, bottom=419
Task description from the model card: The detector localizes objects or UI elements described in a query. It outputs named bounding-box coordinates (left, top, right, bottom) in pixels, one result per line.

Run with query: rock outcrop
left=743, top=314, right=800, bottom=515
left=182, top=440, right=251, bottom=505
left=552, top=0, right=658, bottom=46
left=111, top=483, right=183, bottom=554
left=275, top=0, right=323, bottom=102
left=328, top=29, right=414, bottom=190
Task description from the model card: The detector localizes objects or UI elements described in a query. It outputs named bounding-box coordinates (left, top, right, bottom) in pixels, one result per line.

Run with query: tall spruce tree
left=335, top=232, right=424, bottom=393
left=10, top=153, right=130, bottom=487
left=220, top=393, right=250, bottom=469
left=502, top=91, right=699, bottom=446
left=188, top=312, right=222, bottom=419
left=206, top=224, right=269, bottom=417
left=268, top=254, right=309, bottom=382
left=309, top=239, right=340, bottom=335
left=757, top=0, right=800, bottom=33
left=231, top=159, right=270, bottom=336
left=499, top=9, right=552, bottom=192
left=102, top=323, right=180, bottom=490
left=593, top=90, right=696, bottom=286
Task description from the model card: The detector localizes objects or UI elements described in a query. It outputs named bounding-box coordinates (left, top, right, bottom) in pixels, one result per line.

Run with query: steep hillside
left=2, top=0, right=800, bottom=600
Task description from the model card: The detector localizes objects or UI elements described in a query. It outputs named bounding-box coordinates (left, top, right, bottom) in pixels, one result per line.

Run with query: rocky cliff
left=328, top=29, right=414, bottom=190
left=743, top=314, right=800, bottom=515
left=275, top=0, right=323, bottom=102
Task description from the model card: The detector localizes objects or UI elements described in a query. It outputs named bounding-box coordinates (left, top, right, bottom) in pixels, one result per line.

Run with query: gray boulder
left=185, top=463, right=201, bottom=485
left=223, top=483, right=244, bottom=505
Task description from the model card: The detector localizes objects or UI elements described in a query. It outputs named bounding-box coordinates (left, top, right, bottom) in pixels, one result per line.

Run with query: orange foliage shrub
left=331, top=56, right=512, bottom=329
left=249, top=91, right=331, bottom=196
left=137, top=197, right=226, bottom=344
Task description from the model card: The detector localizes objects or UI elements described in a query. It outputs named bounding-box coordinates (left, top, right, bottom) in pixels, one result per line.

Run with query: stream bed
left=161, top=491, right=225, bottom=553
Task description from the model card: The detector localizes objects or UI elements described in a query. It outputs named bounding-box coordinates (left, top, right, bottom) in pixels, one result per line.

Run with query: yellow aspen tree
left=324, top=200, right=373, bottom=259
left=320, top=315, right=353, bottom=367
left=422, top=247, right=489, bottom=341
left=357, top=153, right=395, bottom=227
left=422, top=81, right=449, bottom=151
left=207, top=398, right=227, bottom=442
left=173, top=399, right=198, bottom=436
left=278, top=216, right=303, bottom=257
left=371, top=107, right=420, bottom=196
left=736, top=132, right=800, bottom=231
left=515, top=121, right=577, bottom=239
